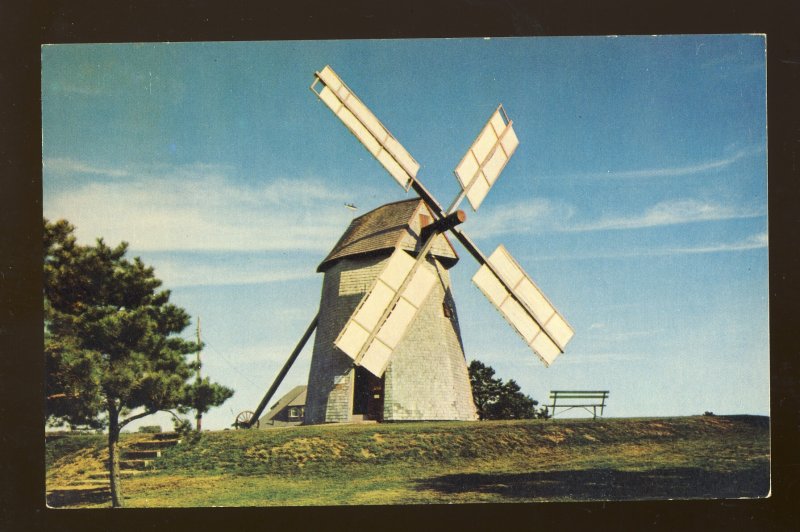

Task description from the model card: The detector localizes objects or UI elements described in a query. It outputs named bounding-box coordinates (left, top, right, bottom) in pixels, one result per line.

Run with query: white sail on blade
left=335, top=248, right=438, bottom=377
left=472, top=245, right=573, bottom=366
left=312, top=65, right=420, bottom=191
left=454, top=106, right=520, bottom=211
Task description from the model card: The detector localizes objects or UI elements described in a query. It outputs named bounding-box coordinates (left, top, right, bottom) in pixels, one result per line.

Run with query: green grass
left=45, top=433, right=105, bottom=470
left=46, top=415, right=770, bottom=507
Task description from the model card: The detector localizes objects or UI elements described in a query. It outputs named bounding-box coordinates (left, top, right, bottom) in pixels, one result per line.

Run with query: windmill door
left=353, top=366, right=384, bottom=421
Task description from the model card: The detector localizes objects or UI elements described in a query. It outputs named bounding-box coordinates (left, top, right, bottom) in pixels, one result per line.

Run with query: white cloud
left=150, top=258, right=318, bottom=288
left=43, top=157, right=132, bottom=178
left=566, top=199, right=764, bottom=232
left=466, top=198, right=575, bottom=238
left=527, top=232, right=768, bottom=262
left=43, top=161, right=352, bottom=252
left=664, top=232, right=768, bottom=255
left=576, top=146, right=761, bottom=181
left=467, top=197, right=762, bottom=239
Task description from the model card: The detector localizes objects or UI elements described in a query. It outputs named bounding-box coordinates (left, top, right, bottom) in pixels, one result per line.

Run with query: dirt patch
left=543, top=433, right=566, bottom=444
left=360, top=448, right=375, bottom=458
left=246, top=437, right=347, bottom=467
left=647, top=422, right=675, bottom=435
left=129, top=474, right=220, bottom=492
left=698, top=416, right=735, bottom=430
left=47, top=447, right=108, bottom=488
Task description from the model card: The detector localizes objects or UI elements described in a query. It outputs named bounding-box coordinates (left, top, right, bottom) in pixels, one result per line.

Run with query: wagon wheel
left=234, top=410, right=259, bottom=429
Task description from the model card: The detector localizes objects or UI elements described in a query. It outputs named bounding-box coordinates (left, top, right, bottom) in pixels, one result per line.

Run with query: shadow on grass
left=47, top=487, right=111, bottom=508
left=415, top=465, right=770, bottom=501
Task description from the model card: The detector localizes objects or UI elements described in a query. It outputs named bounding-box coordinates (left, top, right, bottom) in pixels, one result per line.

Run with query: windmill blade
left=311, top=65, right=420, bottom=191
left=472, top=245, right=574, bottom=367
left=452, top=105, right=520, bottom=212
left=335, top=247, right=438, bottom=377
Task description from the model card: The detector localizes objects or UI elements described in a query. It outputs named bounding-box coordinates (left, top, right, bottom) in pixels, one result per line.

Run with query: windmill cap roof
left=317, top=198, right=459, bottom=272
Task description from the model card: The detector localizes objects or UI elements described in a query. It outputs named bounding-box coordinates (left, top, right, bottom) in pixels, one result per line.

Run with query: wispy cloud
left=573, top=146, right=761, bottom=181
left=466, top=198, right=575, bottom=238
left=43, top=160, right=353, bottom=252
left=470, top=197, right=763, bottom=238
left=663, top=232, right=768, bottom=255
left=43, top=157, right=132, bottom=178
left=150, top=259, right=318, bottom=288
left=527, top=232, right=768, bottom=262
left=567, top=199, right=764, bottom=232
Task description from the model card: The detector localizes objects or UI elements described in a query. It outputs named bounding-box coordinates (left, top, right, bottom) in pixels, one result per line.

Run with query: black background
left=2, top=1, right=798, bottom=530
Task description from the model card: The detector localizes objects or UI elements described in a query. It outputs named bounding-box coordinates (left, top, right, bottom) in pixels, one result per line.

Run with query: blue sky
left=42, top=36, right=768, bottom=430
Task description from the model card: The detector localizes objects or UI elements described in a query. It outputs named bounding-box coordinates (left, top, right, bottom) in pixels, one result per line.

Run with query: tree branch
left=118, top=408, right=187, bottom=430
left=117, top=409, right=158, bottom=430
left=163, top=410, right=184, bottom=422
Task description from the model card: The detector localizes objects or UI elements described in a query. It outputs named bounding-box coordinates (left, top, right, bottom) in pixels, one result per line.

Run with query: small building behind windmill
left=257, top=385, right=307, bottom=427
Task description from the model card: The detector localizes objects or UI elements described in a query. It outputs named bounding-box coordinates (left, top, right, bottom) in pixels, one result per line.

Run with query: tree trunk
left=108, top=406, right=123, bottom=508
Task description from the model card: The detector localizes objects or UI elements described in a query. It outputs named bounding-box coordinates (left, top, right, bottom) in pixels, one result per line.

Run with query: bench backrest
left=549, top=391, right=609, bottom=401
left=547, top=390, right=609, bottom=419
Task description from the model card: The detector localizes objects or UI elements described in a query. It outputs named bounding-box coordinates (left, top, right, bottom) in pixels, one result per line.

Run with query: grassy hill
left=46, top=415, right=769, bottom=507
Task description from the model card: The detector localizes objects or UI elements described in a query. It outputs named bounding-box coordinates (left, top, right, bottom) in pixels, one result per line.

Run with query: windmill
left=237, top=65, right=573, bottom=427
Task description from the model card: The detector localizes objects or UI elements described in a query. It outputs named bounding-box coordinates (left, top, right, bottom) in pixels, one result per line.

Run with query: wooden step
left=78, top=479, right=113, bottom=487
left=128, top=439, right=180, bottom=450
left=152, top=432, right=180, bottom=441
left=107, top=459, right=154, bottom=470
left=123, top=449, right=161, bottom=459
left=62, top=481, right=111, bottom=490
left=87, top=470, right=141, bottom=480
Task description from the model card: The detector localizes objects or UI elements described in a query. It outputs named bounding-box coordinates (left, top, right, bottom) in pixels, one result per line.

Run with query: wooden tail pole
left=247, top=314, right=319, bottom=427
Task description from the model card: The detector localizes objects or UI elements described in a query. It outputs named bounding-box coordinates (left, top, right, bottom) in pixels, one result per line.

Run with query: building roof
left=317, top=198, right=459, bottom=272
left=258, top=385, right=307, bottom=423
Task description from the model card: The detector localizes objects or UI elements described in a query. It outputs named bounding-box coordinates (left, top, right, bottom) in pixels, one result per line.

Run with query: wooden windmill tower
left=238, top=66, right=574, bottom=427
left=304, top=198, right=475, bottom=423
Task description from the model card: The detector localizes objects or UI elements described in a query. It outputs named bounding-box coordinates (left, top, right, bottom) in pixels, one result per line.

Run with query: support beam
left=247, top=314, right=319, bottom=427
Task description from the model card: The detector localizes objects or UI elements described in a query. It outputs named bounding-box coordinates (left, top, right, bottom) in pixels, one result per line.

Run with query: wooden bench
left=548, top=390, right=609, bottom=419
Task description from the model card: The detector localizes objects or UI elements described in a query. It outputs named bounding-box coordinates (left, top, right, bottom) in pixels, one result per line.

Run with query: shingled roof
left=258, top=385, right=307, bottom=424
left=317, top=198, right=459, bottom=272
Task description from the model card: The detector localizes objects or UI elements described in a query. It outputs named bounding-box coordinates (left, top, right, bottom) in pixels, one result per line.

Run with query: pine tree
left=44, top=219, right=234, bottom=507
left=486, top=379, right=539, bottom=420
left=468, top=360, right=541, bottom=420
left=468, top=360, right=503, bottom=420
